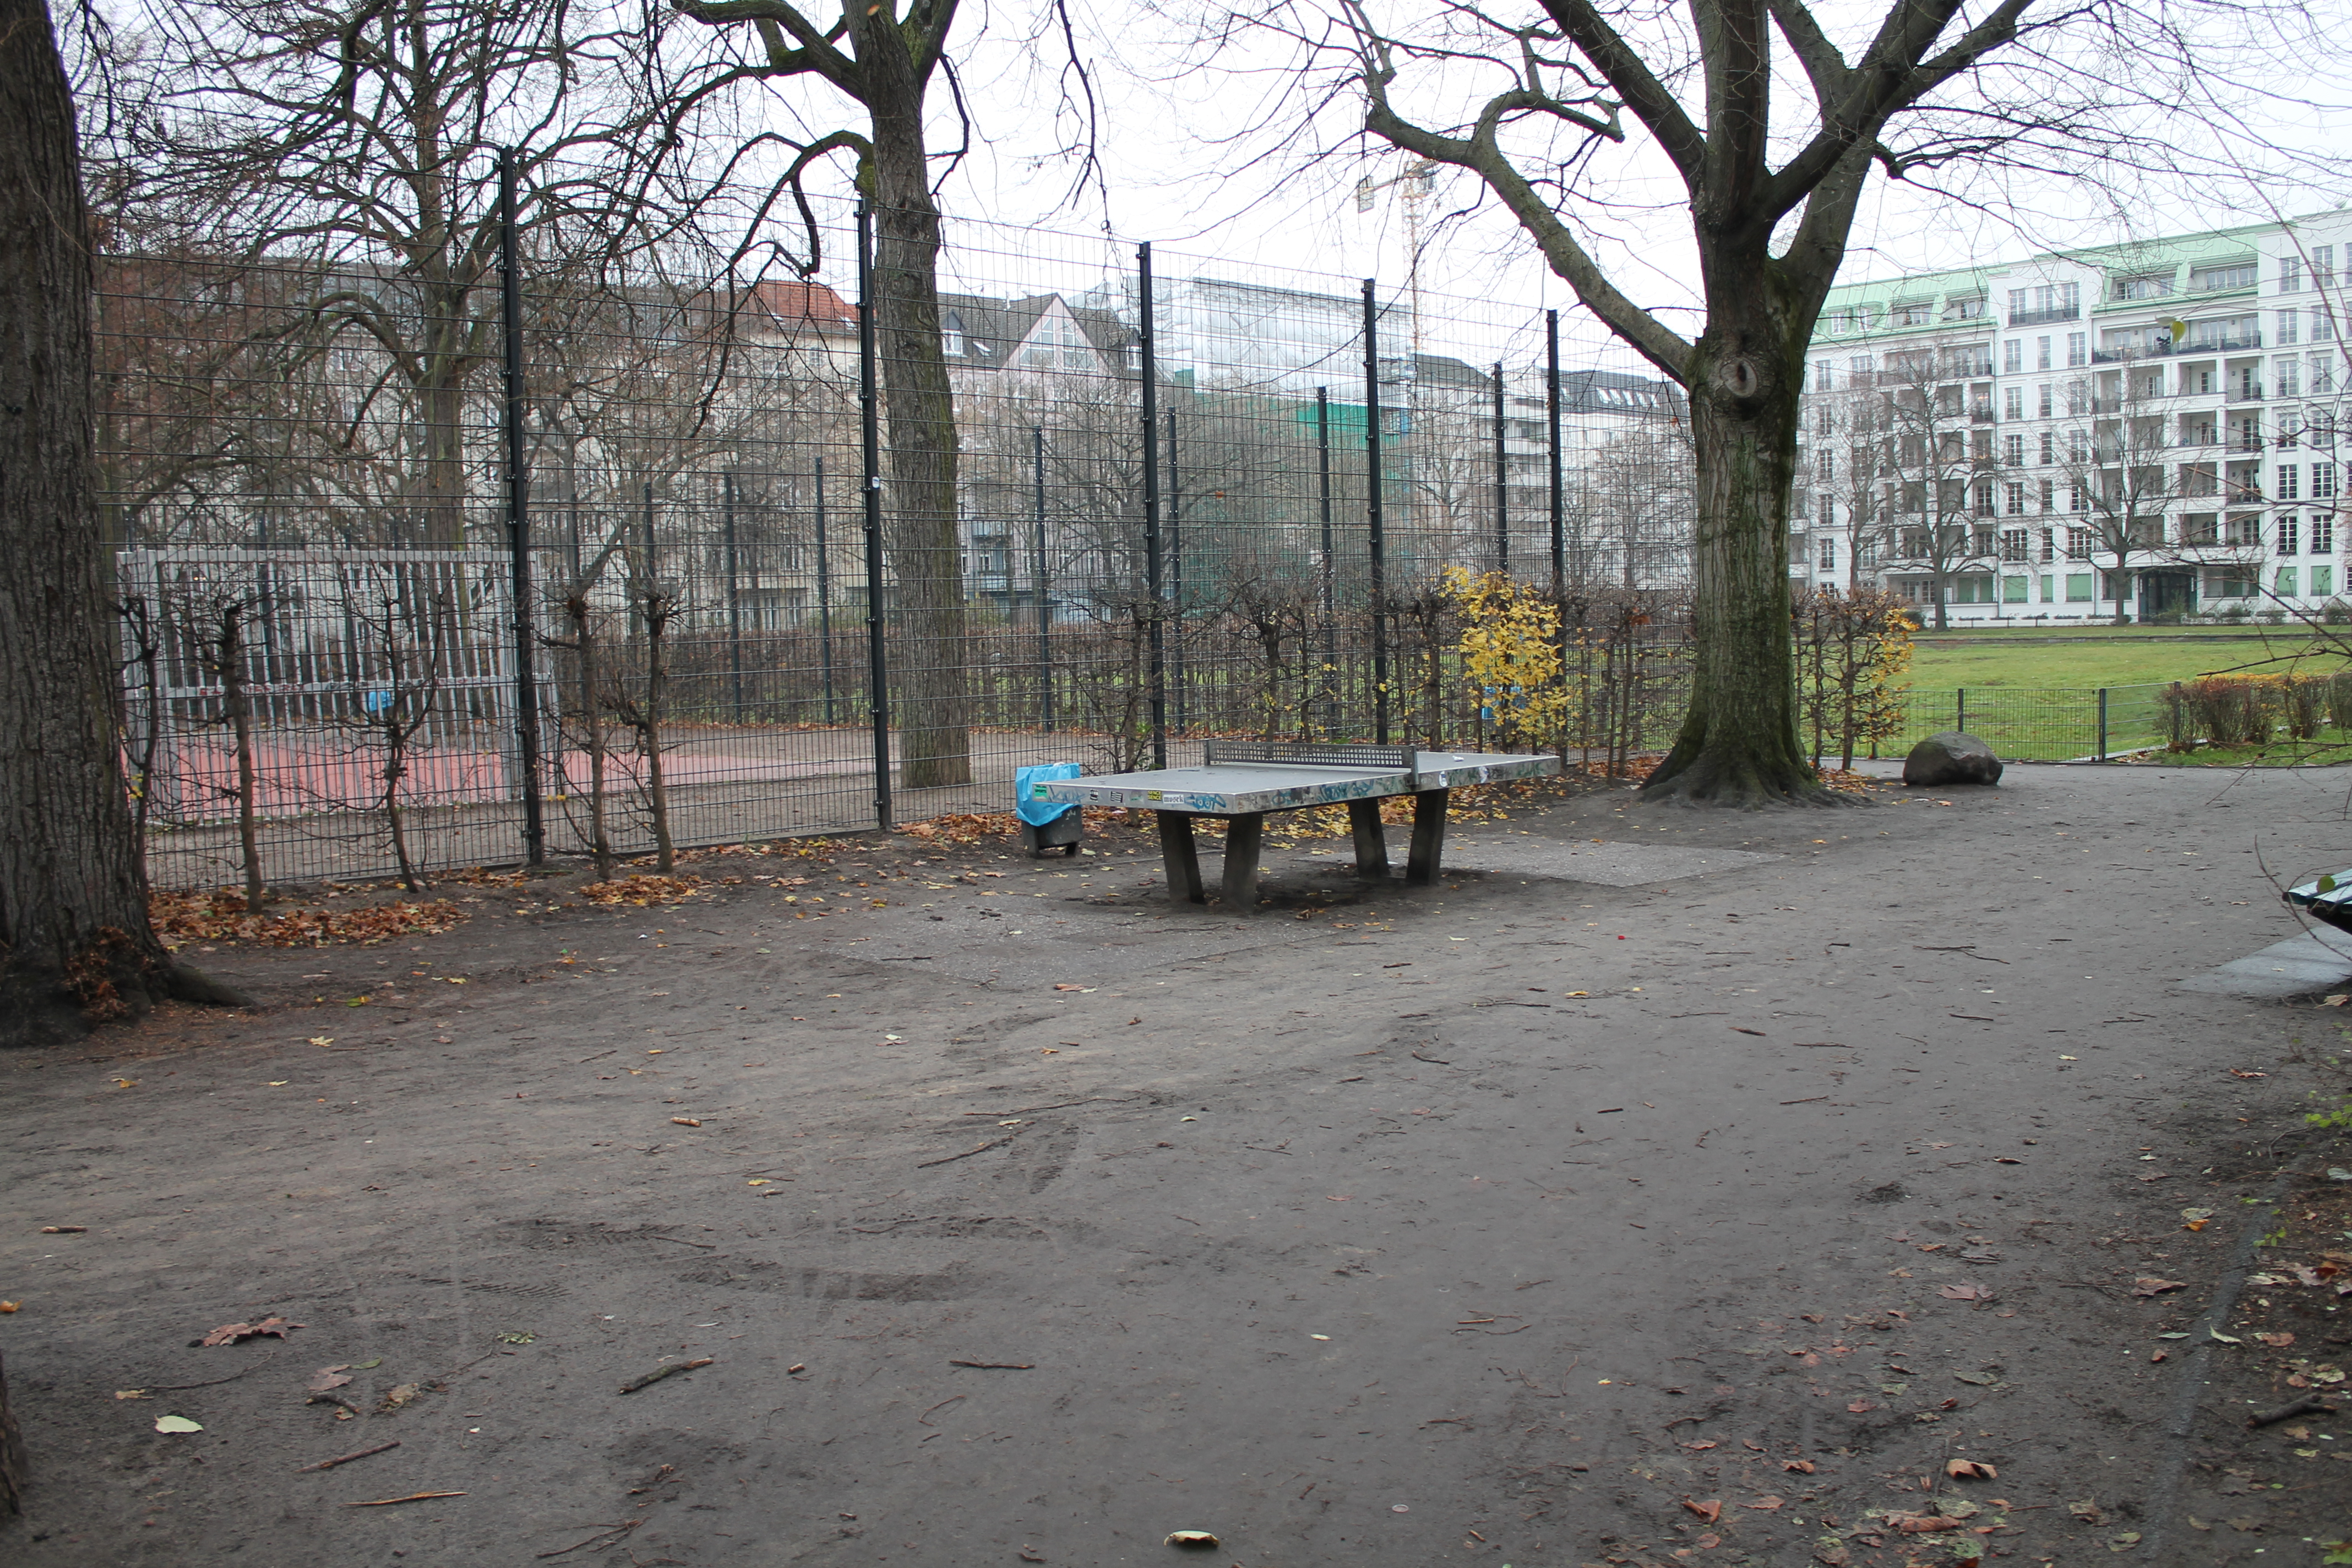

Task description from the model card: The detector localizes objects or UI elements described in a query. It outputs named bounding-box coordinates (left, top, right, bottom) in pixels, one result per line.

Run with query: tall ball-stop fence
left=100, top=164, right=1701, bottom=892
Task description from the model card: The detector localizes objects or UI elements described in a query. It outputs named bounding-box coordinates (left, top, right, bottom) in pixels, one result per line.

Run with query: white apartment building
left=1795, top=213, right=2352, bottom=621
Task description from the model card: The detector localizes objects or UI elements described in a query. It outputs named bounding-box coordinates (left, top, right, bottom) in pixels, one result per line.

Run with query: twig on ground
left=156, top=1356, right=277, bottom=1391
left=2248, top=1393, right=2336, bottom=1428
left=918, top=1137, right=1011, bottom=1169
left=346, top=1491, right=466, bottom=1506
left=618, top=1357, right=712, bottom=1395
left=297, top=1439, right=400, bottom=1472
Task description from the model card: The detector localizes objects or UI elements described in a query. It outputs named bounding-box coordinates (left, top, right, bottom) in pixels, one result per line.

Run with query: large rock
left=1903, top=730, right=2003, bottom=787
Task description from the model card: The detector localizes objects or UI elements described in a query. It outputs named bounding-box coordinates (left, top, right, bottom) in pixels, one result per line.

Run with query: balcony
left=1970, top=409, right=1995, bottom=423
left=2010, top=306, right=2081, bottom=326
left=2226, top=386, right=2265, bottom=404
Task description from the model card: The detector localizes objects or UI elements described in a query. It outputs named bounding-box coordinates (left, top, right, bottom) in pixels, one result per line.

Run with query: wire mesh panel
left=1891, top=683, right=2172, bottom=760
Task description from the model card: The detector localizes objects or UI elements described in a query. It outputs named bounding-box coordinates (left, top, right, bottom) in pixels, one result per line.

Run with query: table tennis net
left=1200, top=739, right=1418, bottom=771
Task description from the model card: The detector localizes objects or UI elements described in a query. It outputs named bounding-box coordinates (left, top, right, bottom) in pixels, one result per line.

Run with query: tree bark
left=0, top=0, right=248, bottom=1047
left=1641, top=303, right=1833, bottom=805
left=864, top=29, right=969, bottom=790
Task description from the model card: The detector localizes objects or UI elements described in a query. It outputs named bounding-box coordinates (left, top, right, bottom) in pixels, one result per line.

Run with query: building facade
left=1796, top=212, right=2352, bottom=622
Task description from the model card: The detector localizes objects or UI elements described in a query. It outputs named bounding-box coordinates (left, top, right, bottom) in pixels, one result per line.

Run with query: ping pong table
left=1036, top=740, right=1561, bottom=912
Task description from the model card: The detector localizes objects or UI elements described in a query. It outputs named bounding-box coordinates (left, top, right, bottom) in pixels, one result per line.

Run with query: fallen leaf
left=1743, top=1495, right=1785, bottom=1510
left=1681, top=1439, right=1718, bottom=1450
left=1682, top=1499, right=1722, bottom=1524
left=39, top=1225, right=86, bottom=1234
left=200, top=1315, right=303, bottom=1347
left=1814, top=1547, right=1850, bottom=1567
left=1847, top=1399, right=1876, bottom=1413
left=2228, top=1518, right=2263, bottom=1532
left=379, top=1382, right=426, bottom=1411
left=2208, top=1328, right=2243, bottom=1345
left=154, top=1414, right=203, bottom=1434
left=2133, top=1278, right=2187, bottom=1297
left=2108, top=1531, right=2142, bottom=1550
left=1940, top=1283, right=1990, bottom=1301
left=1947, top=1459, right=1998, bottom=1480
left=1888, top=1513, right=1963, bottom=1532
left=308, top=1037, right=334, bottom=1047
left=1784, top=1459, right=1816, bottom=1473
left=1163, top=1530, right=1219, bottom=1548
left=0, top=1300, right=17, bottom=1313
left=1952, top=1370, right=2000, bottom=1386
left=115, top=1389, right=150, bottom=1400
left=307, top=1365, right=353, bottom=1393
left=670, top=1117, right=701, bottom=1128
left=2255, top=1331, right=2295, bottom=1348
left=2070, top=1500, right=2105, bottom=1526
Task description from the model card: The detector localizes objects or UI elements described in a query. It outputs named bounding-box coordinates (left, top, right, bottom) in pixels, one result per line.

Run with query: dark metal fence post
left=1316, top=386, right=1336, bottom=732
left=857, top=203, right=893, bottom=829
left=1957, top=687, right=1966, bottom=734
left=497, top=145, right=545, bottom=867
left=722, top=469, right=744, bottom=722
left=1139, top=242, right=1168, bottom=767
left=2097, top=687, right=2109, bottom=761
left=1493, top=360, right=1509, bottom=574
left=1166, top=408, right=1186, bottom=736
left=1033, top=427, right=1053, bottom=733
left=1546, top=310, right=1564, bottom=591
left=815, top=456, right=835, bottom=725
left=1363, top=278, right=1390, bottom=744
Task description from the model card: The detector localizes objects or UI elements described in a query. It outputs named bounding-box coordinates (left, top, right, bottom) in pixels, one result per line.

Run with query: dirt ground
left=5, top=763, right=2352, bottom=1568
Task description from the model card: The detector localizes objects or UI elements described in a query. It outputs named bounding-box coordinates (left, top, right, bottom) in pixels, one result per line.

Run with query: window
left=2000, top=527, right=2029, bottom=562
left=1819, top=491, right=1834, bottom=524
left=2037, top=383, right=2054, bottom=417
left=2070, top=430, right=2090, bottom=464
left=2115, top=273, right=2174, bottom=300
left=2005, top=434, right=2025, bottom=465
left=2005, top=482, right=2026, bottom=515
left=2315, top=354, right=2339, bottom=395
left=2002, top=574, right=2029, bottom=603
left=2067, top=332, right=2088, bottom=367
left=2280, top=255, right=2305, bottom=292
left=2316, top=513, right=2336, bottom=553
left=1975, top=483, right=1997, bottom=516
left=2003, top=340, right=2022, bottom=374
left=1813, top=359, right=1833, bottom=391
left=1949, top=296, right=1988, bottom=321
left=2039, top=431, right=2055, bottom=465
left=2279, top=309, right=2301, bottom=346
left=2279, top=465, right=2300, bottom=501
left=2039, top=573, right=2057, bottom=601
left=2003, top=387, right=2022, bottom=420
left=2315, top=565, right=2335, bottom=597
left=1891, top=300, right=1935, bottom=326
left=2316, top=461, right=2340, bottom=500
left=1819, top=537, right=1837, bottom=570
left=2241, top=364, right=2263, bottom=400
left=2066, top=380, right=2090, bottom=416
left=2206, top=569, right=2256, bottom=598
left=2277, top=565, right=2299, bottom=597
left=2318, top=246, right=2338, bottom=287
left=2066, top=571, right=2095, bottom=601
left=2039, top=478, right=2055, bottom=513
left=2069, top=483, right=2087, bottom=513
left=2318, top=308, right=2340, bottom=343
left=2192, top=261, right=2259, bottom=291
left=2185, top=513, right=2220, bottom=545
left=2066, top=525, right=2092, bottom=558
left=2037, top=337, right=2052, bottom=371
left=2276, top=356, right=2301, bottom=398
left=2279, top=514, right=2300, bottom=553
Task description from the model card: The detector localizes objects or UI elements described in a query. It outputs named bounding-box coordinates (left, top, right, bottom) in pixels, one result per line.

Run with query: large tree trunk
left=0, top=0, right=247, bottom=1047
left=865, top=36, right=969, bottom=790
left=1640, top=299, right=1830, bottom=806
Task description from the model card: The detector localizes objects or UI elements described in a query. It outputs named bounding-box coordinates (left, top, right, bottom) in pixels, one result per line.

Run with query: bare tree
left=666, top=0, right=978, bottom=788
left=1283, top=0, right=2332, bottom=802
left=2055, top=350, right=2181, bottom=622
left=1, top=0, right=244, bottom=1046
left=1876, top=347, right=1994, bottom=628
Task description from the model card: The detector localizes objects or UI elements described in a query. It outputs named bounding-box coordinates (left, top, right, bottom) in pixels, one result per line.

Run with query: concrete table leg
left=1348, top=799, right=1390, bottom=880
left=1157, top=813, right=1205, bottom=905
left=1221, top=812, right=1265, bottom=912
left=1405, top=788, right=1449, bottom=885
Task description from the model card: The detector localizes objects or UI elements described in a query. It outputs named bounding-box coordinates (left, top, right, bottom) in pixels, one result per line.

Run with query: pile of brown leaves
left=900, top=812, right=1023, bottom=846
left=150, top=891, right=469, bottom=949
left=574, top=874, right=707, bottom=907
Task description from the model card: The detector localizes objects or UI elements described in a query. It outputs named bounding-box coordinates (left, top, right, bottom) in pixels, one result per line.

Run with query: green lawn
left=1908, top=627, right=2348, bottom=689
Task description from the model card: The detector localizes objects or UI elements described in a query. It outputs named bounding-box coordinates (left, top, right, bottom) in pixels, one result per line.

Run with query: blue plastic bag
left=1015, top=762, right=1082, bottom=827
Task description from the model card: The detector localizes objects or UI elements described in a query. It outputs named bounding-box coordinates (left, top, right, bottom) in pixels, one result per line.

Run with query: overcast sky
left=793, top=0, right=2352, bottom=349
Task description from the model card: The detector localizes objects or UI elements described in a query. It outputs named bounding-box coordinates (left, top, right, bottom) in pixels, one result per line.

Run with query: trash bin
left=1015, top=763, right=1084, bottom=857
